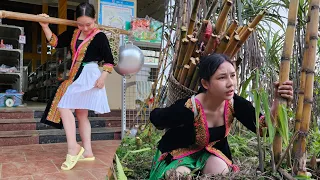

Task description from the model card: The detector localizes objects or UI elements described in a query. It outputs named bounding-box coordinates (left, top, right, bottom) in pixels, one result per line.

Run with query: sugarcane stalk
left=174, top=38, right=189, bottom=79
left=239, top=25, right=248, bottom=37
left=215, top=0, right=233, bottom=34
left=226, top=20, right=238, bottom=37
left=184, top=58, right=197, bottom=87
left=292, top=0, right=311, bottom=158
left=196, top=20, right=209, bottom=43
left=194, top=80, right=200, bottom=91
left=193, top=49, right=201, bottom=58
left=273, top=0, right=299, bottom=164
left=173, top=26, right=188, bottom=72
left=248, top=9, right=267, bottom=29
left=178, top=38, right=198, bottom=79
left=231, top=28, right=254, bottom=58
left=215, top=35, right=230, bottom=53
left=182, top=0, right=188, bottom=27
left=224, top=34, right=240, bottom=57
left=203, top=34, right=219, bottom=56
left=179, top=65, right=190, bottom=85
left=236, top=26, right=243, bottom=34
left=187, top=0, right=201, bottom=35
left=297, top=0, right=319, bottom=175
left=189, top=67, right=200, bottom=90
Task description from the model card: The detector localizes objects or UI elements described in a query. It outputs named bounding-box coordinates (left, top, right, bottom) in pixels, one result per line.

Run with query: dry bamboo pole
left=174, top=38, right=189, bottom=79
left=248, top=9, right=267, bottom=29
left=203, top=34, right=219, bottom=56
left=182, top=0, right=188, bottom=27
left=224, top=35, right=240, bottom=57
left=179, top=65, right=190, bottom=85
left=297, top=0, right=320, bottom=175
left=273, top=0, right=299, bottom=164
left=173, top=26, right=188, bottom=71
left=226, top=20, right=238, bottom=37
left=231, top=28, right=254, bottom=57
left=215, top=35, right=230, bottom=53
left=214, top=0, right=233, bottom=34
left=0, top=10, right=130, bottom=35
left=189, top=67, right=200, bottom=90
left=239, top=25, right=248, bottom=37
left=184, top=58, right=197, bottom=87
left=187, top=0, right=201, bottom=35
left=292, top=1, right=311, bottom=158
left=178, top=38, right=198, bottom=80
left=194, top=80, right=200, bottom=91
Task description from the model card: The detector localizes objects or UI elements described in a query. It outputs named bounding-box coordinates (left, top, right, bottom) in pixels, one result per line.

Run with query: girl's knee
left=203, top=155, right=229, bottom=175
left=75, top=109, right=88, bottom=119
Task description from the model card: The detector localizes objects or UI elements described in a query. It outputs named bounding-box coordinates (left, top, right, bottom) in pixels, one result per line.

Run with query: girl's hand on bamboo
left=273, top=80, right=294, bottom=101
left=38, top=13, right=50, bottom=28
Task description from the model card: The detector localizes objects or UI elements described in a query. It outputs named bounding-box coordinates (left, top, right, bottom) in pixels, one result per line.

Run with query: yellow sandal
left=78, top=155, right=95, bottom=161
left=61, top=147, right=85, bottom=170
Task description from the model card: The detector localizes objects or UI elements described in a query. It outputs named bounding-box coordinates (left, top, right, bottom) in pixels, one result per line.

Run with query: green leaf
left=115, top=154, right=128, bottom=180
left=277, top=104, right=289, bottom=146
left=240, top=72, right=256, bottom=98
left=261, top=91, right=275, bottom=144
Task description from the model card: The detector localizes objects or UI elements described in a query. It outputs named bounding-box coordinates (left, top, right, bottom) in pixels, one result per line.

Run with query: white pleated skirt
left=57, top=63, right=111, bottom=114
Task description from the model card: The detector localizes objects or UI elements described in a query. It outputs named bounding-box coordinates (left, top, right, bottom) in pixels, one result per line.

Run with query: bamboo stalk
left=231, top=28, right=254, bottom=58
left=187, top=0, right=201, bottom=35
left=182, top=0, right=188, bottom=27
left=179, top=65, right=190, bottom=85
left=184, top=58, right=197, bottom=87
left=297, top=0, right=320, bottom=175
left=226, top=20, right=238, bottom=37
left=174, top=38, right=189, bottom=79
left=236, top=26, right=243, bottom=34
left=293, top=0, right=312, bottom=158
left=239, top=25, right=248, bottom=37
left=178, top=38, right=198, bottom=79
left=194, top=80, right=200, bottom=91
left=203, top=34, right=219, bottom=56
left=0, top=10, right=130, bottom=35
left=193, top=49, right=201, bottom=58
left=173, top=26, right=188, bottom=71
left=189, top=67, right=200, bottom=90
left=224, top=35, right=240, bottom=57
left=215, top=35, right=230, bottom=53
left=273, top=0, right=300, bottom=164
left=215, top=0, right=233, bottom=34
left=248, top=9, right=267, bottom=29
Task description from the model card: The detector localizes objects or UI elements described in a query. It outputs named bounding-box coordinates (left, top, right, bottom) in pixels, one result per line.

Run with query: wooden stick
left=184, top=58, right=197, bottom=87
left=278, top=168, right=295, bottom=180
left=179, top=65, right=190, bottom=85
left=0, top=10, right=131, bottom=35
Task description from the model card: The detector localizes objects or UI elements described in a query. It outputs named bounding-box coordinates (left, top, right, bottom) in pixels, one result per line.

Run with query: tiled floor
left=0, top=140, right=121, bottom=180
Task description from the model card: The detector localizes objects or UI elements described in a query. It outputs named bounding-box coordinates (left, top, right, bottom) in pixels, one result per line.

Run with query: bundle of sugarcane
left=167, top=0, right=266, bottom=105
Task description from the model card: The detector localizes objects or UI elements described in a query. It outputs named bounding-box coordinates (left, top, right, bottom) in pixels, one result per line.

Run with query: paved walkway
left=0, top=140, right=120, bottom=180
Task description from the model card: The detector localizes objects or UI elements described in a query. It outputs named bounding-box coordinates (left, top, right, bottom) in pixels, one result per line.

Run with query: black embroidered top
left=150, top=93, right=264, bottom=162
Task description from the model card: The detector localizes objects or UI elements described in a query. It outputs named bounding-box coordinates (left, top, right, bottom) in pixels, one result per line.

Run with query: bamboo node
left=298, top=131, right=309, bottom=137
left=311, top=5, right=320, bottom=10
left=304, top=68, right=315, bottom=74
left=295, top=119, right=301, bottom=123
left=280, top=56, right=290, bottom=61
left=287, top=21, right=296, bottom=26
left=310, top=35, right=319, bottom=40
left=304, top=98, right=313, bottom=104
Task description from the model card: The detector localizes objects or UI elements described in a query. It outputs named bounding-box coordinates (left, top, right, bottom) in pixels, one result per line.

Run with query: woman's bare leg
left=75, top=109, right=93, bottom=157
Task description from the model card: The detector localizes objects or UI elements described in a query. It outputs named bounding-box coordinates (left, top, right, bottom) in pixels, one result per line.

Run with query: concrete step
left=0, top=127, right=121, bottom=146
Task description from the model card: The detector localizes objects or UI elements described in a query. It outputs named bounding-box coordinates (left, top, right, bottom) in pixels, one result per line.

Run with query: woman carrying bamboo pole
left=149, top=54, right=293, bottom=178
left=39, top=2, right=115, bottom=171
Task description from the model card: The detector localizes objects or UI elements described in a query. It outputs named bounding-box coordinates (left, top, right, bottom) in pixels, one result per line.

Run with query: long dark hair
left=197, top=53, right=233, bottom=93
left=76, top=2, right=95, bottom=19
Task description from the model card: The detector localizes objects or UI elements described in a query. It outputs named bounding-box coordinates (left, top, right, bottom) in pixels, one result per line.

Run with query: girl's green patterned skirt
left=149, top=149, right=211, bottom=179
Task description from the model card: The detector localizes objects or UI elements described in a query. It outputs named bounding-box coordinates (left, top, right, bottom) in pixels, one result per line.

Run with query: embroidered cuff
left=49, top=33, right=58, bottom=47
left=103, top=63, right=114, bottom=73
